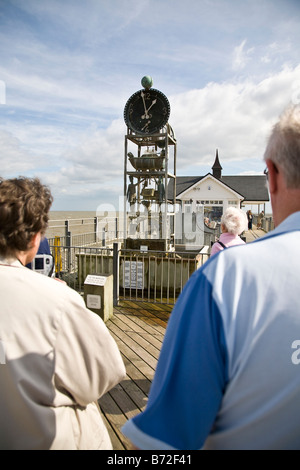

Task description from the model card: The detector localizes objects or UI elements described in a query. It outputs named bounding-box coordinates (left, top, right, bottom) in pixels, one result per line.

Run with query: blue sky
left=0, top=0, right=300, bottom=211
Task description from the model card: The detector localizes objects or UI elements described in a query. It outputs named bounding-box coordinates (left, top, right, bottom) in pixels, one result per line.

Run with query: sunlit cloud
left=232, top=39, right=254, bottom=71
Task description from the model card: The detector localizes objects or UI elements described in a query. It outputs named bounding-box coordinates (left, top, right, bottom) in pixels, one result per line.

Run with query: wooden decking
left=98, top=299, right=172, bottom=450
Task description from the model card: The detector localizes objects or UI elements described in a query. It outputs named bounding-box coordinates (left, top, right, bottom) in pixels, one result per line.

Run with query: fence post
left=54, top=236, right=62, bottom=276
left=65, top=220, right=71, bottom=270
left=94, top=217, right=98, bottom=243
left=113, top=242, right=119, bottom=306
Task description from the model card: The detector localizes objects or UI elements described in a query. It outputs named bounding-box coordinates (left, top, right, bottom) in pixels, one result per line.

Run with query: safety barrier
left=49, top=242, right=209, bottom=305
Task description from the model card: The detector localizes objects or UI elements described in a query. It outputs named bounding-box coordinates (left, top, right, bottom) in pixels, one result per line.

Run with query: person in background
left=121, top=103, right=300, bottom=450
left=26, top=236, right=51, bottom=269
left=0, top=177, right=126, bottom=449
left=37, top=236, right=51, bottom=255
left=210, top=207, right=247, bottom=256
left=247, top=209, right=253, bottom=229
left=257, top=210, right=265, bottom=229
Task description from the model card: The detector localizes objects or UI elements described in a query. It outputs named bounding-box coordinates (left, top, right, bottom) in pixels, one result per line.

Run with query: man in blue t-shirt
left=122, top=104, right=300, bottom=450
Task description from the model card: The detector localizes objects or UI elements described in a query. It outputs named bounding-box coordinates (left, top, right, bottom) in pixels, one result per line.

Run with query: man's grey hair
left=264, top=104, right=300, bottom=188
left=221, top=207, right=248, bottom=235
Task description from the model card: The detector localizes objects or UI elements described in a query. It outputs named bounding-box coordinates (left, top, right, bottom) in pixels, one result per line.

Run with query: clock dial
left=124, top=88, right=170, bottom=134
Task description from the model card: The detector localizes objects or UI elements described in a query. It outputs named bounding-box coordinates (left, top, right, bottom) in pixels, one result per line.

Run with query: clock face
left=124, top=88, right=170, bottom=134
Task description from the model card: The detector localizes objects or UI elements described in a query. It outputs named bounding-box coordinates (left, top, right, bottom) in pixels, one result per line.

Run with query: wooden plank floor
left=98, top=300, right=172, bottom=450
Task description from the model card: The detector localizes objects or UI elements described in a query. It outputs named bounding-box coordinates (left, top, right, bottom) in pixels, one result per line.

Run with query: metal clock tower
left=123, top=76, right=177, bottom=252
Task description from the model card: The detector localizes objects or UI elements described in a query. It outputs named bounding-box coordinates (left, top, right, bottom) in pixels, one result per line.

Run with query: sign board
left=84, top=274, right=107, bottom=286
left=123, top=261, right=144, bottom=289
left=87, top=294, right=101, bottom=310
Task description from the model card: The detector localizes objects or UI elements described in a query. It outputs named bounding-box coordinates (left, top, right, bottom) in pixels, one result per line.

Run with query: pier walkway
left=98, top=299, right=172, bottom=450
left=98, top=227, right=267, bottom=450
left=245, top=227, right=266, bottom=242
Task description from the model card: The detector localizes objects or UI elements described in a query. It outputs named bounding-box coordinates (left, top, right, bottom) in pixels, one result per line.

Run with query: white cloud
left=232, top=39, right=254, bottom=71
left=170, top=65, right=300, bottom=171
left=0, top=130, right=39, bottom=175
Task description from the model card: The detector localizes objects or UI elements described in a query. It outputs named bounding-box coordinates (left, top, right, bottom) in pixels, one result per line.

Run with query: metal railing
left=47, top=216, right=124, bottom=248
left=49, top=242, right=209, bottom=305
left=252, top=215, right=274, bottom=232
left=47, top=213, right=273, bottom=306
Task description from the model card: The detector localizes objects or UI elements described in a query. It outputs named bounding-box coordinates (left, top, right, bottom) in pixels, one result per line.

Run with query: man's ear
left=30, top=232, right=41, bottom=251
left=266, top=159, right=278, bottom=195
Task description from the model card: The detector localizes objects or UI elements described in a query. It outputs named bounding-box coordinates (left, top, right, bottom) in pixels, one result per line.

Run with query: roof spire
left=212, top=149, right=222, bottom=179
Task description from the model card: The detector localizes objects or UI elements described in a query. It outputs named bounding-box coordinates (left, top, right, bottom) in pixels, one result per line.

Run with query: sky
left=0, top=0, right=300, bottom=212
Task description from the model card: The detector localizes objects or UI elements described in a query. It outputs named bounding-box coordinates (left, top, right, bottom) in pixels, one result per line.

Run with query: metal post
left=113, top=242, right=119, bottom=306
left=64, top=219, right=69, bottom=241
left=65, top=220, right=71, bottom=270
left=94, top=217, right=98, bottom=243
left=124, top=136, right=128, bottom=247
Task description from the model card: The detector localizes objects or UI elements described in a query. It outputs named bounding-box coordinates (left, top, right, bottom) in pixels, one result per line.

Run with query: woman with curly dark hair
left=0, top=177, right=52, bottom=259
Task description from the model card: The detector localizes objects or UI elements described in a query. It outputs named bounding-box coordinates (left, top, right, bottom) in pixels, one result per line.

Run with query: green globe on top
left=141, top=76, right=153, bottom=90
left=124, top=75, right=170, bottom=134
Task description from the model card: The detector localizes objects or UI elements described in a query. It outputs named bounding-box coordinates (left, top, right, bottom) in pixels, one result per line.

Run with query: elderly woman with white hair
left=210, top=207, right=248, bottom=256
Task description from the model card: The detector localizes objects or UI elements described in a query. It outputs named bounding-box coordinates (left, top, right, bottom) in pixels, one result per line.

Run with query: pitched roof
left=168, top=174, right=269, bottom=202
left=221, top=175, right=269, bottom=201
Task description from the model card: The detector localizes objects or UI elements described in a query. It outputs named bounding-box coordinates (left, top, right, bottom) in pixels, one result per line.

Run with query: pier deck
left=98, top=299, right=172, bottom=450
left=245, top=227, right=266, bottom=242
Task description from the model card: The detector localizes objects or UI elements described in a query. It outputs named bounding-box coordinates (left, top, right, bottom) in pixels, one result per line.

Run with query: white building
left=169, top=150, right=269, bottom=220
left=168, top=150, right=269, bottom=247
